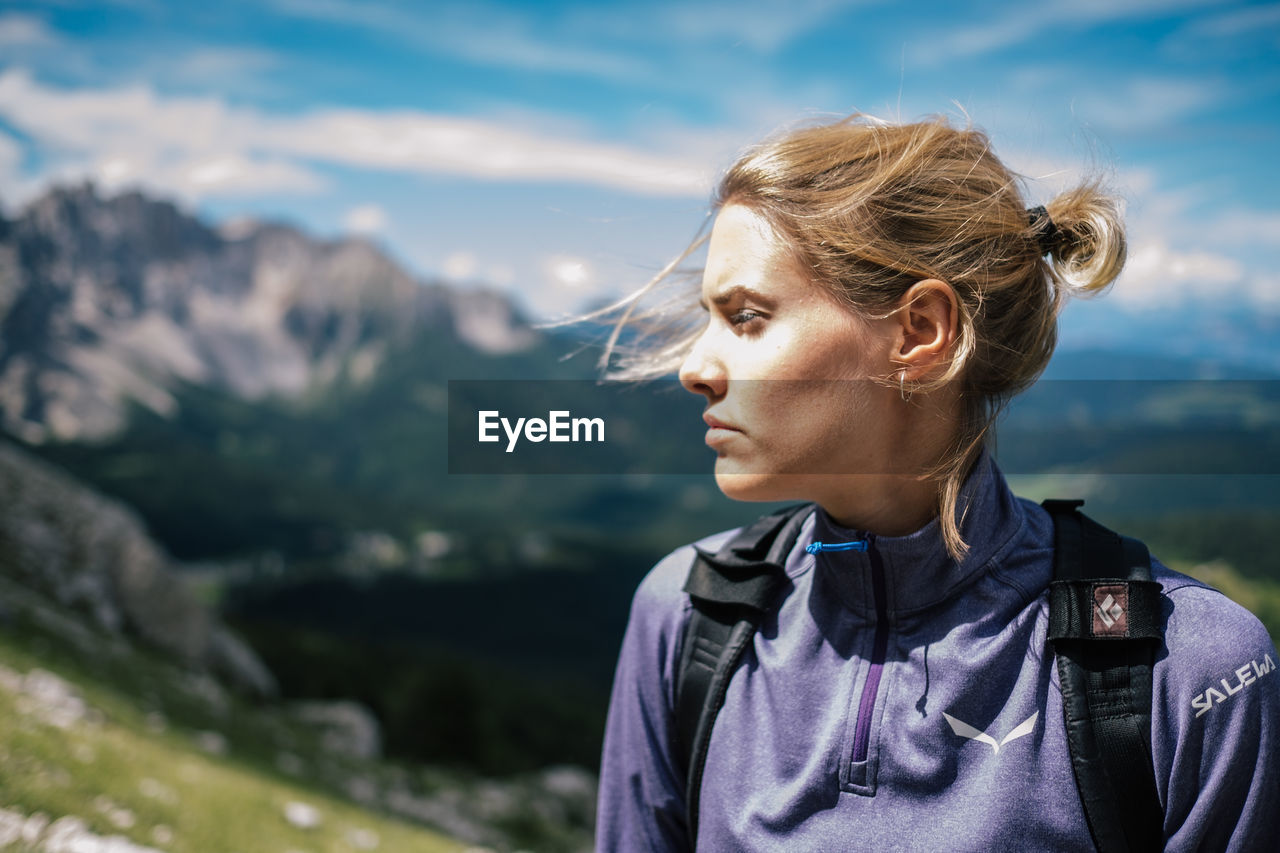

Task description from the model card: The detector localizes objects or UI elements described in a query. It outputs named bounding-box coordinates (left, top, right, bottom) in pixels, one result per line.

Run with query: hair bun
left=1041, top=184, right=1126, bottom=296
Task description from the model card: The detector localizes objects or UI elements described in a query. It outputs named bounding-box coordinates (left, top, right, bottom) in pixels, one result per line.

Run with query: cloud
left=0, top=130, right=24, bottom=206
left=1104, top=176, right=1280, bottom=310
left=1180, top=4, right=1280, bottom=39
left=1114, top=239, right=1244, bottom=306
left=528, top=253, right=598, bottom=318
left=1071, top=76, right=1224, bottom=132
left=442, top=251, right=478, bottom=281
left=0, top=69, right=712, bottom=203
left=0, top=130, right=20, bottom=170
left=1197, top=210, right=1280, bottom=248
left=271, top=0, right=869, bottom=82
left=1123, top=174, right=1280, bottom=258
left=0, top=126, right=52, bottom=208
left=180, top=155, right=323, bottom=195
left=487, top=263, right=515, bottom=287
left=273, top=108, right=709, bottom=194
left=270, top=0, right=648, bottom=79
left=921, top=0, right=1212, bottom=63
left=577, top=0, right=870, bottom=54
left=546, top=255, right=591, bottom=288
left=342, top=203, right=388, bottom=235
left=0, top=13, right=60, bottom=47
left=439, top=251, right=517, bottom=289
left=162, top=47, right=282, bottom=86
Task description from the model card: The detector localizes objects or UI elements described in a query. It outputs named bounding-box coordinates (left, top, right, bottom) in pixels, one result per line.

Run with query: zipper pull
left=805, top=539, right=869, bottom=554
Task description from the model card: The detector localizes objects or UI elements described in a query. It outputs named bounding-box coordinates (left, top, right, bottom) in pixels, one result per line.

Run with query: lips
left=702, top=412, right=742, bottom=449
left=703, top=413, right=740, bottom=432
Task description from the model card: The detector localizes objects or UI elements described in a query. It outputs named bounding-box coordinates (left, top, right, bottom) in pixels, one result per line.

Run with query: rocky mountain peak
left=0, top=183, right=535, bottom=442
left=17, top=182, right=221, bottom=268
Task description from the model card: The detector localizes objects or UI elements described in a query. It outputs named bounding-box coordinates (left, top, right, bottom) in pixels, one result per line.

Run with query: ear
left=891, top=279, right=959, bottom=379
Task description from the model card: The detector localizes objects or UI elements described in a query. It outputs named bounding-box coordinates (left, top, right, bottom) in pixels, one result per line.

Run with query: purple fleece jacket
left=596, top=455, right=1280, bottom=851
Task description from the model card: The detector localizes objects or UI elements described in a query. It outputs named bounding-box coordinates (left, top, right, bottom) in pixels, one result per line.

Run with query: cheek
left=793, top=390, right=870, bottom=445
left=753, top=383, right=874, bottom=455
left=775, top=324, right=881, bottom=382
left=813, top=336, right=881, bottom=380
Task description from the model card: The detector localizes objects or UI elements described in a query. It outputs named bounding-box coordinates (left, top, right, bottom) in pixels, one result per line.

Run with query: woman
left=594, top=115, right=1278, bottom=851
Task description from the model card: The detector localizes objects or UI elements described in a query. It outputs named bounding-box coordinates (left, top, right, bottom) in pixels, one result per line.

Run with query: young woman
left=594, top=116, right=1278, bottom=851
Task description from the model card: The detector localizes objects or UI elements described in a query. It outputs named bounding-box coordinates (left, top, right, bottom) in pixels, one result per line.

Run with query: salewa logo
left=1191, top=654, right=1275, bottom=718
left=943, top=711, right=1039, bottom=755
left=1096, top=594, right=1123, bottom=628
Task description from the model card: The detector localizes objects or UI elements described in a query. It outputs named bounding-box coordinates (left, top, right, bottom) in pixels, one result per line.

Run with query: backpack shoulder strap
left=675, top=503, right=813, bottom=848
left=1042, top=499, right=1165, bottom=853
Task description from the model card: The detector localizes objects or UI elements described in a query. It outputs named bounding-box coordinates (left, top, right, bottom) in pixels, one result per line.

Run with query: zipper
left=851, top=534, right=888, bottom=764
left=806, top=540, right=868, bottom=554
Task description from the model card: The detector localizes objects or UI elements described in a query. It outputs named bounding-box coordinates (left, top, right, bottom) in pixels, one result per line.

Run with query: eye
left=729, top=309, right=764, bottom=328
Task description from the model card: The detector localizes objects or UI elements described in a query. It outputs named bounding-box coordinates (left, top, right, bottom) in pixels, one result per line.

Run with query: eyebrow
left=698, top=285, right=775, bottom=312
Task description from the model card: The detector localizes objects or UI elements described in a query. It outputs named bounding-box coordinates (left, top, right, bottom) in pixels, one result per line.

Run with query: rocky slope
left=0, top=439, right=275, bottom=700
left=0, top=183, right=535, bottom=442
left=0, top=438, right=598, bottom=851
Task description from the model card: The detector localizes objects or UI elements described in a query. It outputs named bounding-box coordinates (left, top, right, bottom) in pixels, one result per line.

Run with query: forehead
left=703, top=204, right=799, bottom=290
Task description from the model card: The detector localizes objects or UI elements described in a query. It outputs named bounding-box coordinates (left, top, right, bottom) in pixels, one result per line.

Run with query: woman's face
left=679, top=203, right=907, bottom=507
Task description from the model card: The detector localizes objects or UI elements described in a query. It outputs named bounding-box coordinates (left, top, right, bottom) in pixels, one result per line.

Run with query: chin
left=713, top=471, right=779, bottom=503
left=713, top=463, right=828, bottom=504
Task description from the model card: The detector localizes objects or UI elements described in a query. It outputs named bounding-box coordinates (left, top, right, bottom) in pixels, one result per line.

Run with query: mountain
left=0, top=183, right=535, bottom=442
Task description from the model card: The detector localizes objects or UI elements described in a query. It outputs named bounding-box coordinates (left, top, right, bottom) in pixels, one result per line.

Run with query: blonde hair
left=597, top=114, right=1125, bottom=560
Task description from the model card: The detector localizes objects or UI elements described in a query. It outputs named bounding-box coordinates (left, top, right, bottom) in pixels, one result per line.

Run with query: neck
left=819, top=385, right=960, bottom=536
left=818, top=473, right=942, bottom=537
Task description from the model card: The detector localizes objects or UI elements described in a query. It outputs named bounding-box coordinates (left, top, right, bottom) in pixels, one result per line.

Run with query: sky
left=1, top=0, right=1278, bottom=366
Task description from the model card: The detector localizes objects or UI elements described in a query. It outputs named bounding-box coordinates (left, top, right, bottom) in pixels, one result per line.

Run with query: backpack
left=674, top=499, right=1165, bottom=852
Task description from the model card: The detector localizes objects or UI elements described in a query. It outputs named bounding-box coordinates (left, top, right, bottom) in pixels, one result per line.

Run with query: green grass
left=0, top=629, right=464, bottom=853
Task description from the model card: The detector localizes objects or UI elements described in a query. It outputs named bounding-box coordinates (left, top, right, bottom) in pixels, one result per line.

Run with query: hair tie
left=1027, top=205, right=1060, bottom=256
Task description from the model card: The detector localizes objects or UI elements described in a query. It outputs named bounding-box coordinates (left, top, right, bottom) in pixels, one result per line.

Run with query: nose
left=679, top=327, right=727, bottom=400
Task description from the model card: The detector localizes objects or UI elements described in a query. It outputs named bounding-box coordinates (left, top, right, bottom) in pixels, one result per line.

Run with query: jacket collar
left=801, top=450, right=1025, bottom=617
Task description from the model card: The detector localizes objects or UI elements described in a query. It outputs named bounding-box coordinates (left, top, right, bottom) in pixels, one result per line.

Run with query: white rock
left=108, top=807, right=136, bottom=830
left=138, top=777, right=179, bottom=805
left=346, top=827, right=380, bottom=850
left=21, top=668, right=89, bottom=728
left=35, top=814, right=86, bottom=850
left=37, top=813, right=166, bottom=852
left=21, top=810, right=49, bottom=843
left=0, top=806, right=24, bottom=845
left=290, top=700, right=381, bottom=760
left=540, top=765, right=597, bottom=800
left=282, top=801, right=322, bottom=830
left=144, top=711, right=168, bottom=734
left=194, top=730, right=228, bottom=755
